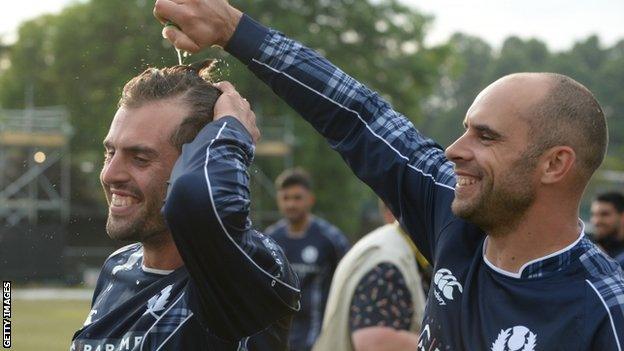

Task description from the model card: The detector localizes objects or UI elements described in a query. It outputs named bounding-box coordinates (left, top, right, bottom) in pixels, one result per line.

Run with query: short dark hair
left=594, top=192, right=624, bottom=213
left=526, top=73, right=607, bottom=180
left=118, top=60, right=222, bottom=151
left=275, top=168, right=313, bottom=191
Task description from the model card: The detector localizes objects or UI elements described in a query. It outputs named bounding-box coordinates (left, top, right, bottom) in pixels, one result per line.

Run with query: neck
left=484, top=201, right=581, bottom=274
left=142, top=234, right=184, bottom=270
left=287, top=214, right=311, bottom=238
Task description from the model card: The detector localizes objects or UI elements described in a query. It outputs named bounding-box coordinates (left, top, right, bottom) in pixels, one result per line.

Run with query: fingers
left=212, top=81, right=260, bottom=143
left=153, top=0, right=182, bottom=25
left=212, top=81, right=237, bottom=94
left=162, top=26, right=201, bottom=53
left=213, top=81, right=251, bottom=110
left=155, top=0, right=202, bottom=52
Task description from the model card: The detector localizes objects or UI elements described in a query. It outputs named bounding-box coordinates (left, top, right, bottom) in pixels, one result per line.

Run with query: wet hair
left=118, top=60, right=222, bottom=151
left=595, top=192, right=624, bottom=213
left=275, top=168, right=313, bottom=191
left=524, top=73, right=607, bottom=180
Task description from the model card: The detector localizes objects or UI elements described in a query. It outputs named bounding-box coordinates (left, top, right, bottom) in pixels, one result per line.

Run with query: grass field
left=12, top=299, right=91, bottom=351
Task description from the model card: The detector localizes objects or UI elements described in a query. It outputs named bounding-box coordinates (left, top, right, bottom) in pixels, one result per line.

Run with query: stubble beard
left=452, top=154, right=537, bottom=235
left=593, top=226, right=619, bottom=240
left=106, top=189, right=169, bottom=244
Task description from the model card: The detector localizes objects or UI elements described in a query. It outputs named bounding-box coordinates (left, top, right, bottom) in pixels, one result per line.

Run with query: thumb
left=162, top=26, right=201, bottom=53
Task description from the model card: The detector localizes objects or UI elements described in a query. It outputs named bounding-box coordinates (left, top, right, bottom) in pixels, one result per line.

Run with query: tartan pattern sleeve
left=226, top=15, right=458, bottom=262
left=163, top=117, right=299, bottom=341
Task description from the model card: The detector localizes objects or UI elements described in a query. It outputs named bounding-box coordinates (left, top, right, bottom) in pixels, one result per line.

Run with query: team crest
left=301, top=246, right=319, bottom=263
left=491, top=326, right=537, bottom=351
left=433, top=268, right=463, bottom=305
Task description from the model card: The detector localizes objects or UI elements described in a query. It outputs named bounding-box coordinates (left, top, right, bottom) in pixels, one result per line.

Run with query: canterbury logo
left=491, top=326, right=537, bottom=351
left=433, top=268, right=463, bottom=305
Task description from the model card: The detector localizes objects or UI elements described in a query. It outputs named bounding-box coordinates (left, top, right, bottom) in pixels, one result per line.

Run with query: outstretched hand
left=213, top=81, right=261, bottom=144
left=153, top=0, right=243, bottom=52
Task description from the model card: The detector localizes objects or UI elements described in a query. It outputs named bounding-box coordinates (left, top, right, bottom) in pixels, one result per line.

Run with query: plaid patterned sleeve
left=226, top=15, right=457, bottom=261
left=163, top=117, right=299, bottom=340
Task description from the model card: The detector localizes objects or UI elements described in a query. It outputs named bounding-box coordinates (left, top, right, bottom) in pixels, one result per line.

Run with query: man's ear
left=539, top=146, right=576, bottom=184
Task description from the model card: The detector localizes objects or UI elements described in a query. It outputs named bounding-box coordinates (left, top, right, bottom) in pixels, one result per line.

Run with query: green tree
left=488, top=36, right=549, bottom=78
left=0, top=0, right=448, bottom=236
left=422, top=33, right=494, bottom=147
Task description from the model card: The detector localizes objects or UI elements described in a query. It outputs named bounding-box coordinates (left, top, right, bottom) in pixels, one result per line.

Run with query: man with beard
left=154, top=0, right=624, bottom=349
left=590, top=192, right=624, bottom=260
left=266, top=168, right=350, bottom=351
left=70, top=63, right=299, bottom=350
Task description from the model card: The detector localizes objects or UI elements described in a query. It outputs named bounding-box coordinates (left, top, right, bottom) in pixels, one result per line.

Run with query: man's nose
left=445, top=133, right=473, bottom=162
left=101, top=155, right=130, bottom=186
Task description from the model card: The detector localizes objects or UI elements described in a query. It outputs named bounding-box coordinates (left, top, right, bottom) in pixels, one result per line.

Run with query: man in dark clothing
left=590, top=191, right=624, bottom=259
left=154, top=1, right=624, bottom=349
left=71, top=63, right=299, bottom=350
left=266, top=168, right=349, bottom=351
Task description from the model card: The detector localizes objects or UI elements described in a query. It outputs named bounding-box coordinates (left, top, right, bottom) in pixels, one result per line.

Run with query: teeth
left=111, top=194, right=138, bottom=207
left=456, top=176, right=477, bottom=186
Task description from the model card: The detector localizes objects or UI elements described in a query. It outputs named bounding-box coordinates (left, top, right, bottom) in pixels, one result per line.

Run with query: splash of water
left=209, top=59, right=231, bottom=81
left=176, top=48, right=182, bottom=65
left=175, top=48, right=191, bottom=65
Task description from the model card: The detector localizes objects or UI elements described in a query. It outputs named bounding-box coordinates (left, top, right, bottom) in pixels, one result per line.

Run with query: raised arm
left=163, top=104, right=299, bottom=341
left=154, top=1, right=458, bottom=262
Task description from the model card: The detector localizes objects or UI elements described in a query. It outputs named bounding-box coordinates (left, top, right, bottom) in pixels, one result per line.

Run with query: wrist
left=219, top=7, right=243, bottom=47
left=223, top=14, right=271, bottom=64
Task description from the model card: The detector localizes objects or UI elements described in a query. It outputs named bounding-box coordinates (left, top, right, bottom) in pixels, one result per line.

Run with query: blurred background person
left=266, top=168, right=350, bottom=351
left=589, top=191, right=624, bottom=260
left=314, top=201, right=427, bottom=351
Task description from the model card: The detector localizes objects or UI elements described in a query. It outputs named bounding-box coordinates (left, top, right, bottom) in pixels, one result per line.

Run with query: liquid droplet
left=176, top=48, right=183, bottom=65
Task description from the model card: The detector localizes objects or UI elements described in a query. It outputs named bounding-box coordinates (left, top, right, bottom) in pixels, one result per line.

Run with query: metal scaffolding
left=0, top=106, right=72, bottom=227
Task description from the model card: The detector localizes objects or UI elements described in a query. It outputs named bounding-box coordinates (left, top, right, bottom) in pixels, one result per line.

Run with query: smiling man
left=70, top=64, right=299, bottom=350
left=153, top=1, right=624, bottom=349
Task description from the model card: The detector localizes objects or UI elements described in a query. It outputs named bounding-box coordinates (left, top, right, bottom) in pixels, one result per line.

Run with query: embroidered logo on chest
left=144, top=284, right=173, bottom=317
left=432, top=268, right=463, bottom=305
left=491, top=326, right=537, bottom=351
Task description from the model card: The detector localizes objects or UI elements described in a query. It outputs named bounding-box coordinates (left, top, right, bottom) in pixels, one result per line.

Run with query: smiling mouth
left=456, top=176, right=478, bottom=187
left=111, top=193, right=139, bottom=207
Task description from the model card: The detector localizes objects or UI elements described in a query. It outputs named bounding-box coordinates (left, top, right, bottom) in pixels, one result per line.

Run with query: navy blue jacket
left=225, top=15, right=624, bottom=350
left=71, top=117, right=300, bottom=350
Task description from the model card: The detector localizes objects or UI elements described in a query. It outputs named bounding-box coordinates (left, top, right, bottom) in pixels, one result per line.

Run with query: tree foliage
left=0, top=0, right=448, bottom=236
left=2, top=0, right=623, bottom=235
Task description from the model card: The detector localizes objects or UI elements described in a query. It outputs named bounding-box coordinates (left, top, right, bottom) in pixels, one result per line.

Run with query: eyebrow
left=103, top=141, right=160, bottom=158
left=463, top=121, right=504, bottom=140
